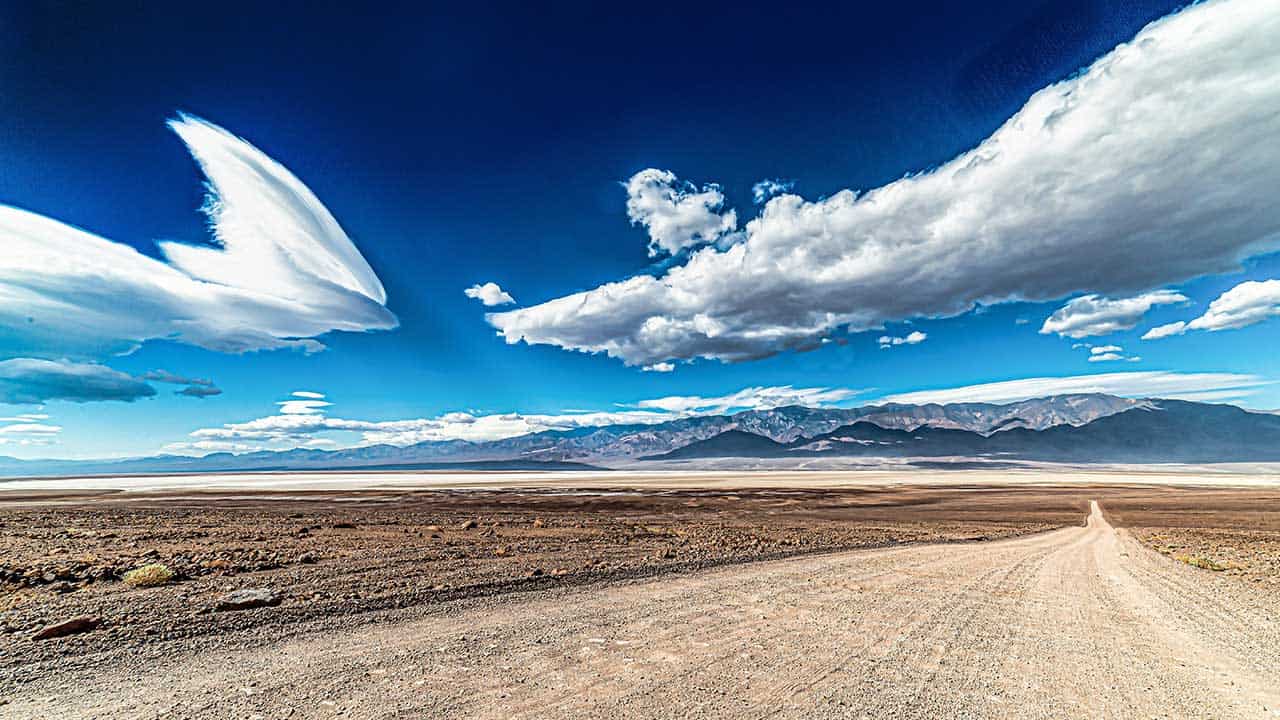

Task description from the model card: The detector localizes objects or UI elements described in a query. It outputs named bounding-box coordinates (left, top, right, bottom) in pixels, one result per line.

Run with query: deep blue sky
left=3, top=0, right=1277, bottom=458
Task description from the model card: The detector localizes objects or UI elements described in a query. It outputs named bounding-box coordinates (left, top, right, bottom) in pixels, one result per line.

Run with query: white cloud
left=1142, top=321, right=1187, bottom=340
left=625, top=169, right=737, bottom=257
left=490, top=0, right=1280, bottom=366
left=878, top=331, right=927, bottom=348
left=1088, top=352, right=1125, bottom=362
left=633, top=385, right=860, bottom=415
left=0, top=422, right=61, bottom=435
left=1090, top=345, right=1123, bottom=355
left=0, top=114, right=396, bottom=370
left=1142, top=279, right=1280, bottom=339
left=277, top=399, right=332, bottom=415
left=1188, top=279, right=1280, bottom=331
left=878, top=371, right=1271, bottom=405
left=752, top=179, right=795, bottom=204
left=0, top=413, right=62, bottom=447
left=0, top=359, right=156, bottom=404
left=464, top=282, right=516, bottom=306
left=292, top=391, right=326, bottom=399
left=642, top=362, right=675, bottom=373
left=1040, top=291, right=1187, bottom=339
left=175, top=384, right=861, bottom=453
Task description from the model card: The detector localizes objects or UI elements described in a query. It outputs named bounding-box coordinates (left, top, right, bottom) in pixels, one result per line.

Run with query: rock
left=297, top=552, right=317, bottom=564
left=49, top=581, right=77, bottom=594
left=32, top=616, right=100, bottom=640
left=460, top=520, right=477, bottom=530
left=333, top=522, right=357, bottom=530
left=214, top=588, right=284, bottom=612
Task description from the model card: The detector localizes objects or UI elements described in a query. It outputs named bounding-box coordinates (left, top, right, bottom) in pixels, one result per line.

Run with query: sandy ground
left=4, top=500, right=1279, bottom=718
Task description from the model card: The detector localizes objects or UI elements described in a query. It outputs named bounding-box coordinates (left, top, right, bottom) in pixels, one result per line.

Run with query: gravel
left=3, top=500, right=1277, bottom=718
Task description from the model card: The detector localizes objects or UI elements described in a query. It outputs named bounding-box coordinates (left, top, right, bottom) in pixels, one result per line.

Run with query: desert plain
left=1, top=468, right=1278, bottom=718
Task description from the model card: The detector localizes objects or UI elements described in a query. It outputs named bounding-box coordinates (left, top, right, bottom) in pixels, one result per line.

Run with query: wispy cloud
left=752, top=179, right=794, bottom=204
left=0, top=114, right=395, bottom=403
left=878, top=371, right=1271, bottom=405
left=0, top=417, right=61, bottom=446
left=489, top=0, right=1280, bottom=366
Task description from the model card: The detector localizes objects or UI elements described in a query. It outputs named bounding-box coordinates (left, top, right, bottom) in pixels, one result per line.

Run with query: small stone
left=214, top=588, right=283, bottom=612
left=460, top=520, right=477, bottom=530
left=33, top=616, right=100, bottom=640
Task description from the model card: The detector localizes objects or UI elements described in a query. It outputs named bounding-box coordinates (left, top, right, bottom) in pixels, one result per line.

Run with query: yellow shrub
left=122, top=563, right=175, bottom=587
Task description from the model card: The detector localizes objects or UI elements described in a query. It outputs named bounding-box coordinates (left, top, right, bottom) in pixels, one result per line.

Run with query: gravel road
left=8, top=501, right=1279, bottom=719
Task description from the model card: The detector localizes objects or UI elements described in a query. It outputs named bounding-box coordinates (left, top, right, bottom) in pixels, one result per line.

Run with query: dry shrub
left=122, top=563, right=175, bottom=587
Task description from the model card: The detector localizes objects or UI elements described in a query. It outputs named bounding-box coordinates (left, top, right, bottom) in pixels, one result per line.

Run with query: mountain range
left=3, top=394, right=1278, bottom=478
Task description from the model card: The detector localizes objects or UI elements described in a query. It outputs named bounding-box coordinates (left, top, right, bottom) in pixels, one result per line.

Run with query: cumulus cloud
left=0, top=114, right=396, bottom=376
left=490, top=0, right=1280, bottom=366
left=878, top=331, right=927, bottom=348
left=625, top=169, right=737, bottom=257
left=878, top=371, right=1271, bottom=405
left=173, top=384, right=861, bottom=453
left=1040, top=291, right=1187, bottom=339
left=464, top=282, right=516, bottom=306
left=752, top=179, right=795, bottom=204
left=642, top=362, right=675, bottom=373
left=0, top=359, right=156, bottom=404
left=1144, top=279, right=1280, bottom=339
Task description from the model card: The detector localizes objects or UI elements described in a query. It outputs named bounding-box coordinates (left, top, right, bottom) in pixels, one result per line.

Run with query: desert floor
left=2, top=471, right=1278, bottom=718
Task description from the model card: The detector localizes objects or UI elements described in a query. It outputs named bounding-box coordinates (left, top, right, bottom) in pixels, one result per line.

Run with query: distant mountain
left=648, top=430, right=792, bottom=461
left=640, top=400, right=1280, bottom=464
left=2, top=394, right=1272, bottom=479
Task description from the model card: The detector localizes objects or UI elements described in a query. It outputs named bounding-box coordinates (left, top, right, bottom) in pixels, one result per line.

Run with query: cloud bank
left=0, top=114, right=395, bottom=403
left=1041, top=291, right=1187, bottom=339
left=171, top=384, right=861, bottom=452
left=489, top=0, right=1280, bottom=367
left=878, top=371, right=1270, bottom=405
left=1143, top=279, right=1280, bottom=339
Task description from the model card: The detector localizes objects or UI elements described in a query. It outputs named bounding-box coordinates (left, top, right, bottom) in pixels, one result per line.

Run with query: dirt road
left=8, top=501, right=1279, bottom=719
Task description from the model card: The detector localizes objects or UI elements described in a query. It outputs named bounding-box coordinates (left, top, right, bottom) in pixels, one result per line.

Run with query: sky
left=1, top=0, right=1278, bottom=459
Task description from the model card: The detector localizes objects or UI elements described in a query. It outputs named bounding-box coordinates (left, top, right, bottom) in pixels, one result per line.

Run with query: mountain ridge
left=2, top=394, right=1273, bottom=478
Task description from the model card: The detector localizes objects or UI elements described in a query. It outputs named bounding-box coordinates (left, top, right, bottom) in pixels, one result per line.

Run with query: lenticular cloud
left=0, top=114, right=397, bottom=363
left=489, top=0, right=1280, bottom=367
